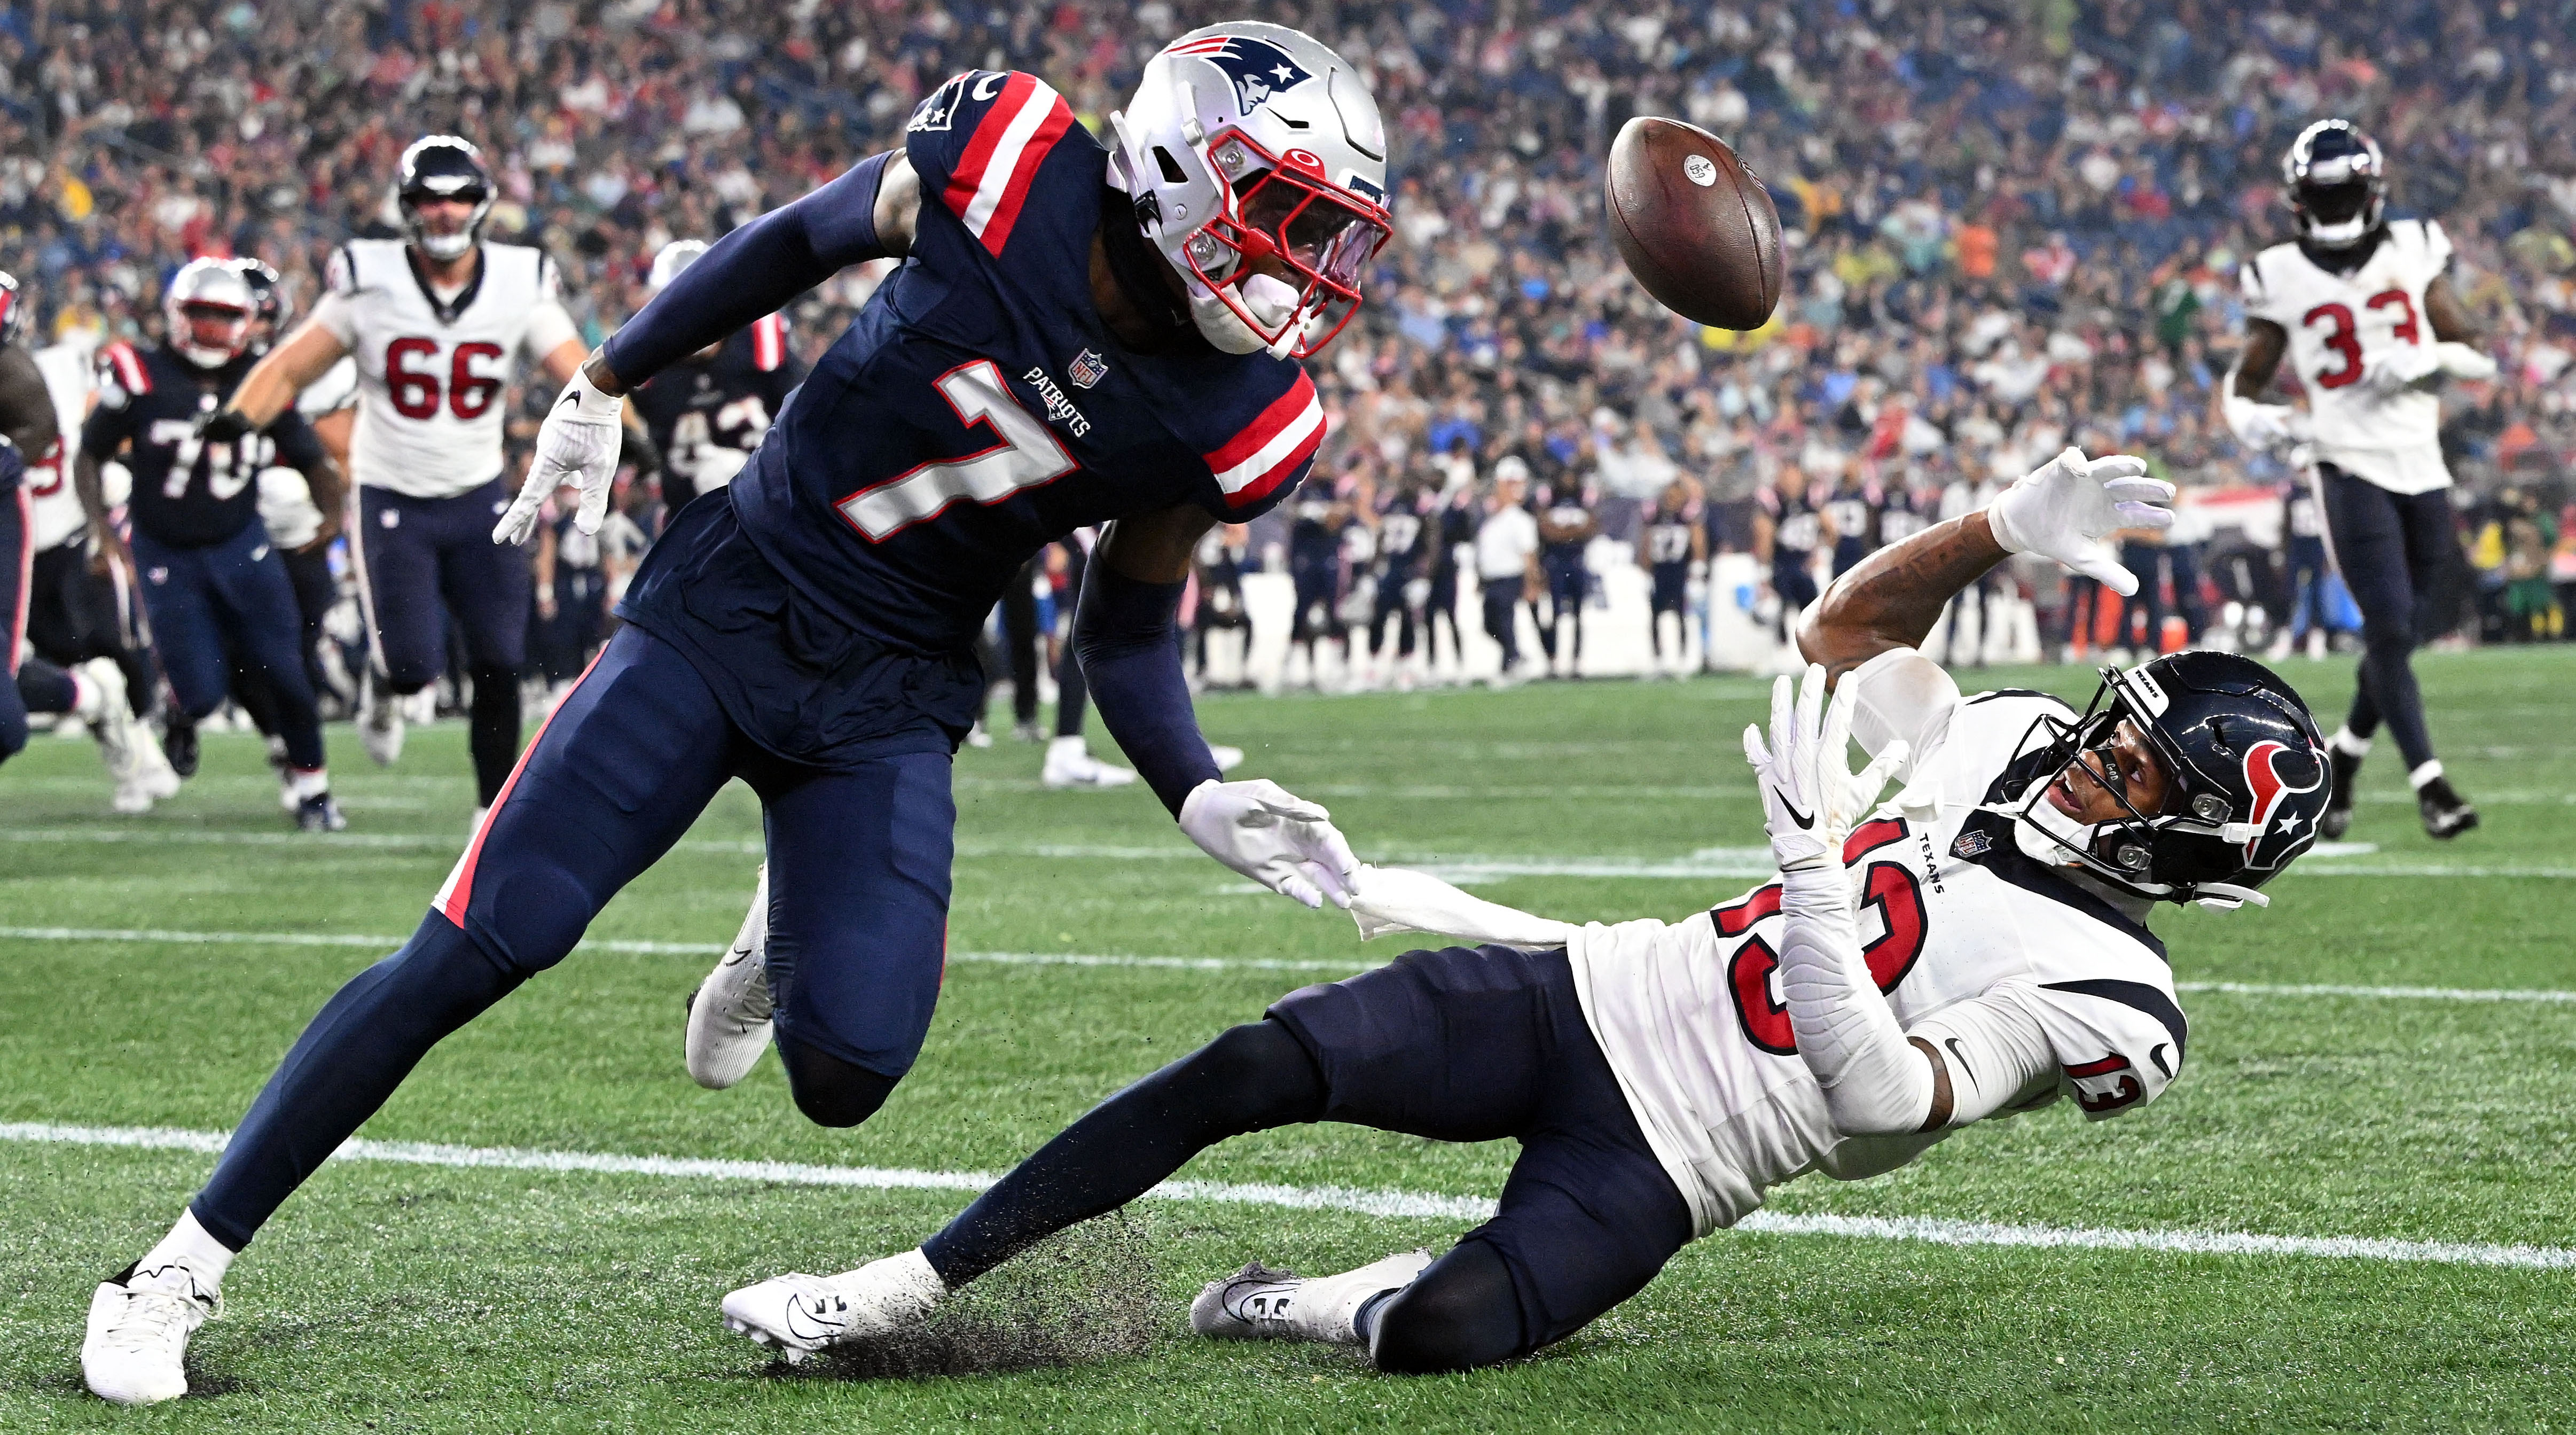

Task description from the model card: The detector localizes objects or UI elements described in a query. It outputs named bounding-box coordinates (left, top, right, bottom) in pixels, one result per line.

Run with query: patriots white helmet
left=1108, top=23, right=1392, bottom=358
left=161, top=258, right=259, bottom=369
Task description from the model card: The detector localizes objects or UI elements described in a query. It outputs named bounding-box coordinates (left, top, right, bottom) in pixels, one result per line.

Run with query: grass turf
left=3, top=646, right=2573, bottom=1431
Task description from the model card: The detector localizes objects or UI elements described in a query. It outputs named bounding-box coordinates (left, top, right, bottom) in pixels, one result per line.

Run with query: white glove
left=2221, top=391, right=2313, bottom=451
left=1743, top=664, right=1907, bottom=871
left=2432, top=341, right=2499, bottom=383
left=1179, top=778, right=1360, bottom=910
left=494, top=368, right=626, bottom=544
left=1984, top=447, right=2174, bottom=598
left=2361, top=343, right=2444, bottom=397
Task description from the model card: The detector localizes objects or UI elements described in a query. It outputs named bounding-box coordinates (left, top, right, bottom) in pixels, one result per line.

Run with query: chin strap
left=2187, top=883, right=2271, bottom=911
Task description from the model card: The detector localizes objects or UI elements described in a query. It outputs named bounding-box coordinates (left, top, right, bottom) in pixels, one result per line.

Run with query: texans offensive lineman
left=84, top=24, right=1390, bottom=1403
left=203, top=136, right=591, bottom=828
left=2226, top=119, right=2492, bottom=839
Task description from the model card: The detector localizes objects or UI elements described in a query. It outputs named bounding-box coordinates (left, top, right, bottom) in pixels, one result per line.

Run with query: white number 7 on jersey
left=837, top=360, right=1074, bottom=541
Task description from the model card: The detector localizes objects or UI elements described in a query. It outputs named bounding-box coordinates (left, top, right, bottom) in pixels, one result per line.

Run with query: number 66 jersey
left=1565, top=648, right=2188, bottom=1237
left=2239, top=219, right=2455, bottom=494
left=310, top=239, right=580, bottom=500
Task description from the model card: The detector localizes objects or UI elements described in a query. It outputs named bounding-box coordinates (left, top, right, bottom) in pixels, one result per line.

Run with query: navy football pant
left=2318, top=464, right=2453, bottom=770
left=921, top=945, right=1690, bottom=1372
left=190, top=625, right=955, bottom=1250
left=353, top=480, right=532, bottom=804
left=1534, top=552, right=1585, bottom=663
left=129, top=524, right=325, bottom=772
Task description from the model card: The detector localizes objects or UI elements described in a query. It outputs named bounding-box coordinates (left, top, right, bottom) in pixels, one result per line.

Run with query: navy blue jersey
left=84, top=342, right=327, bottom=549
left=1539, top=478, right=1595, bottom=561
left=1756, top=482, right=1823, bottom=560
left=1373, top=488, right=1431, bottom=581
left=1875, top=483, right=1934, bottom=547
left=1433, top=498, right=1476, bottom=579
left=1287, top=490, right=1344, bottom=575
left=631, top=314, right=807, bottom=507
left=1644, top=500, right=1698, bottom=572
left=1822, top=481, right=1876, bottom=559
left=716, top=69, right=1323, bottom=653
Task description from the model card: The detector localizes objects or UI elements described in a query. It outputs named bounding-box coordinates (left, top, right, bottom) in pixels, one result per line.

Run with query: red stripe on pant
left=435, top=644, right=607, bottom=926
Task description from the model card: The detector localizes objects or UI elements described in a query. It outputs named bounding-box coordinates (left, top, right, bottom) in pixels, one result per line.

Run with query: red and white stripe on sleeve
left=1203, top=371, right=1325, bottom=511
left=101, top=342, right=150, bottom=395
left=750, top=313, right=788, bottom=372
left=938, top=72, right=1077, bottom=257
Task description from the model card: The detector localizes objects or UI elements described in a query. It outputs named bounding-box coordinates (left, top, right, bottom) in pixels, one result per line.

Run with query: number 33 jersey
left=2240, top=219, right=2454, bottom=494
left=1566, top=648, right=2187, bottom=1237
left=721, top=69, right=1324, bottom=652
left=311, top=239, right=581, bottom=500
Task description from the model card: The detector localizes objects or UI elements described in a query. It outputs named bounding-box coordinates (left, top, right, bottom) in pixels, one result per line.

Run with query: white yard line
left=16, top=926, right=2576, bottom=1001
left=3, top=1118, right=2567, bottom=1269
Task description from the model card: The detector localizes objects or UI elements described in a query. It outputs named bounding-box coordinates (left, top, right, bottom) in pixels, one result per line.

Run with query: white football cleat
left=1040, top=736, right=1137, bottom=789
left=685, top=864, right=773, bottom=1089
left=82, top=1261, right=220, bottom=1406
left=721, top=1250, right=946, bottom=1362
left=76, top=660, right=179, bottom=814
left=1189, top=1249, right=1434, bottom=1346
left=359, top=682, right=405, bottom=766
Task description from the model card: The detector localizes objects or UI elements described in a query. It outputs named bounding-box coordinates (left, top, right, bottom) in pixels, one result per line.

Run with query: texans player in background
left=75, top=260, right=346, bottom=829
left=2226, top=120, right=2492, bottom=840
left=1, top=272, right=172, bottom=807
left=84, top=25, right=1387, bottom=1403
left=713, top=450, right=2327, bottom=1378
left=1639, top=475, right=1702, bottom=676
left=628, top=238, right=788, bottom=517
left=199, top=136, right=591, bottom=831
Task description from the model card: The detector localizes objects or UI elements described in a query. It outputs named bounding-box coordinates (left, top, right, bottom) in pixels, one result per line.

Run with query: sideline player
left=715, top=451, right=2331, bottom=1374
left=2226, top=119, right=2491, bottom=839
left=75, top=260, right=347, bottom=829
left=0, top=270, right=173, bottom=808
left=82, top=25, right=1389, bottom=1403
left=1753, top=463, right=1831, bottom=647
left=629, top=239, right=790, bottom=517
left=200, top=136, right=591, bottom=828
left=1639, top=475, right=1702, bottom=676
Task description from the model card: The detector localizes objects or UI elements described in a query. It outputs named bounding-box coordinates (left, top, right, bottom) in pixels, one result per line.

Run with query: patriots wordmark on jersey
left=85, top=343, right=327, bottom=550
left=1568, top=648, right=2184, bottom=1236
left=2240, top=219, right=2454, bottom=494
left=629, top=67, right=1326, bottom=670
left=314, top=239, right=581, bottom=499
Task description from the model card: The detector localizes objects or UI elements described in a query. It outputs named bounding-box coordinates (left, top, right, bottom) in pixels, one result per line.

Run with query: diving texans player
left=2227, top=119, right=2492, bottom=840
left=82, top=24, right=1387, bottom=1404
left=712, top=450, right=2332, bottom=1378
left=200, top=136, right=591, bottom=828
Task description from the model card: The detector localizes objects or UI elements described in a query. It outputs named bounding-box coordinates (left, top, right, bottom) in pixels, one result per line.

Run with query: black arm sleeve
left=600, top=151, right=895, bottom=386
left=1071, top=561, right=1223, bottom=817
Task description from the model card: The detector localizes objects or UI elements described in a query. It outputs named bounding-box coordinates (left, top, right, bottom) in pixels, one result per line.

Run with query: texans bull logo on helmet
left=2240, top=738, right=2323, bottom=867
left=1168, top=35, right=1314, bottom=114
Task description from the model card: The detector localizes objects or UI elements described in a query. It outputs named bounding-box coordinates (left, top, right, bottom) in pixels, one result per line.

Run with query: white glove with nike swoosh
left=1743, top=665, right=1907, bottom=872
left=494, top=368, right=625, bottom=544
left=1984, top=447, right=2175, bottom=598
left=1179, top=778, right=1360, bottom=910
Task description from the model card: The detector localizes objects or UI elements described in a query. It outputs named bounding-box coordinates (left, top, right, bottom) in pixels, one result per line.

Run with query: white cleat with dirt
left=1189, top=1249, right=1434, bottom=1345
left=359, top=683, right=405, bottom=766
left=721, top=1250, right=946, bottom=1362
left=77, top=660, right=178, bottom=814
left=82, top=1261, right=220, bottom=1406
left=685, top=863, right=773, bottom=1088
left=1040, top=736, right=1137, bottom=789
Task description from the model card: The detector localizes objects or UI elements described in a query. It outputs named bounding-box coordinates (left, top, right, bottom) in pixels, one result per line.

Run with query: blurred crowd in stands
left=3, top=0, right=2573, bottom=675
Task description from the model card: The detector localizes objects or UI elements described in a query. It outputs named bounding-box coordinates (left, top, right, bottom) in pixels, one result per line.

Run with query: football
left=1604, top=116, right=1783, bottom=330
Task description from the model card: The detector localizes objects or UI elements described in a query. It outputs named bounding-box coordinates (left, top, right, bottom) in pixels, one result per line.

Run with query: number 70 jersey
left=314, top=239, right=580, bottom=500
left=2240, top=219, right=2454, bottom=494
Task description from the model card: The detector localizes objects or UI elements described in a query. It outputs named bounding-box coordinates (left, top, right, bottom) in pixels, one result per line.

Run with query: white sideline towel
left=1345, top=865, right=1577, bottom=948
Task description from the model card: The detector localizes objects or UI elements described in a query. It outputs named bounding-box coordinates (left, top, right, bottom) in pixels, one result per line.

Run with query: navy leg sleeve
left=2321, top=465, right=2439, bottom=769
left=747, top=745, right=956, bottom=1081
left=190, top=627, right=743, bottom=1249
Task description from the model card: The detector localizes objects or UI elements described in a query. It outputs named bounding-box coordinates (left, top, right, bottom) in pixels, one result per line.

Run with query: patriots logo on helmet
left=1169, top=35, right=1314, bottom=114
left=2240, top=739, right=2324, bottom=863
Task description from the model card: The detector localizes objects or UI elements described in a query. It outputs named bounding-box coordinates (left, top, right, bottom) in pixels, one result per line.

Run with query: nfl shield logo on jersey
left=1068, top=349, right=1107, bottom=389
left=1951, top=829, right=1993, bottom=859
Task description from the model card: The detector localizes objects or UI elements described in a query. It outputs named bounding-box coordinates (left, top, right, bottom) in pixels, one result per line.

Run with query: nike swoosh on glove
left=494, top=370, right=625, bottom=544
left=1984, top=447, right=2174, bottom=598
left=1178, top=778, right=1360, bottom=910
left=1742, top=664, right=1907, bottom=872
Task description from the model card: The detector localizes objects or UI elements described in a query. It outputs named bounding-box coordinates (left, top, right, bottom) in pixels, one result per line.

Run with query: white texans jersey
left=1567, top=648, right=2185, bottom=1237
left=2240, top=220, right=2454, bottom=494
left=25, top=342, right=95, bottom=550
left=312, top=239, right=580, bottom=499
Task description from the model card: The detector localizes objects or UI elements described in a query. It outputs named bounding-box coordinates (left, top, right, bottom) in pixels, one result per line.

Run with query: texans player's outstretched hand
left=495, top=368, right=625, bottom=543
left=1983, top=447, right=2174, bottom=598
left=1743, top=665, right=1907, bottom=872
left=1179, top=778, right=1361, bottom=910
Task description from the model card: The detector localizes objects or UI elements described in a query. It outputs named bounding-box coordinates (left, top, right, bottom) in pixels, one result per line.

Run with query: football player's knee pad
left=1367, top=1241, right=1524, bottom=1374
left=459, top=848, right=602, bottom=977
left=777, top=1036, right=900, bottom=1129
left=1172, top=1021, right=1327, bottom=1131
